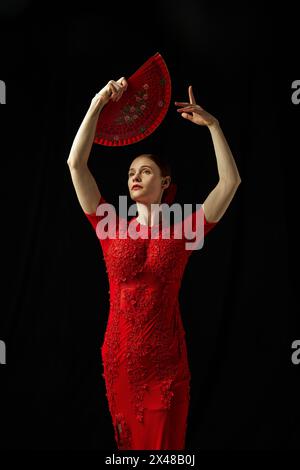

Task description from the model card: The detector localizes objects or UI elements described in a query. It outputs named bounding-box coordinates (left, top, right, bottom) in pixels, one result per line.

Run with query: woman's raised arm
left=67, top=78, right=128, bottom=214
left=175, top=85, right=241, bottom=223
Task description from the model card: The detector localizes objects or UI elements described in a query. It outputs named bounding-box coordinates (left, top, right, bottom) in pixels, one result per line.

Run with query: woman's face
left=128, top=156, right=169, bottom=204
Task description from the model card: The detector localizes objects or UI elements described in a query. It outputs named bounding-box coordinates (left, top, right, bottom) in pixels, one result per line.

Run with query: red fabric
left=94, top=52, right=171, bottom=146
left=83, top=195, right=218, bottom=450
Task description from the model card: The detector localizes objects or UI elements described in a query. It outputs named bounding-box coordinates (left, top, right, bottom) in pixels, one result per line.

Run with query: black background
left=0, top=0, right=298, bottom=452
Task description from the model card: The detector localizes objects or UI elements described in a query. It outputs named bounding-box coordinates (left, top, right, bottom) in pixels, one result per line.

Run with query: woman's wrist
left=207, top=118, right=220, bottom=130
left=89, top=95, right=106, bottom=116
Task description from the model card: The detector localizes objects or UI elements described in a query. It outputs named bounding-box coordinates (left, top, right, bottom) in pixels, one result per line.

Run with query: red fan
left=94, top=52, right=172, bottom=146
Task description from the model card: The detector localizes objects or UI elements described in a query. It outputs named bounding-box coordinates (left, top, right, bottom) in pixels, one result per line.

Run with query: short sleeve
left=180, top=203, right=218, bottom=251
left=83, top=194, right=108, bottom=231
left=83, top=194, right=119, bottom=250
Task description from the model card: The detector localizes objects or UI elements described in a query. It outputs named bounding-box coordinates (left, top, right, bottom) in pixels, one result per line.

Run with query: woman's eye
left=128, top=170, right=150, bottom=177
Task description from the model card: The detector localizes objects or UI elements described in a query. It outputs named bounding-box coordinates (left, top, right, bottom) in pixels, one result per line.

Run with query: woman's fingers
left=108, top=81, right=118, bottom=101
left=177, top=106, right=195, bottom=112
left=112, top=84, right=120, bottom=101
left=111, top=78, right=128, bottom=102
left=188, top=86, right=197, bottom=105
left=174, top=101, right=191, bottom=106
left=118, top=76, right=128, bottom=89
left=175, top=101, right=203, bottom=110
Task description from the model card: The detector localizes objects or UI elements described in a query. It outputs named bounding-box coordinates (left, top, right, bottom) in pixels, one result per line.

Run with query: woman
left=67, top=77, right=242, bottom=450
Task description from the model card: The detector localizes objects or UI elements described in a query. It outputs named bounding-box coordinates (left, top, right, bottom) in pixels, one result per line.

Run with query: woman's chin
left=131, top=195, right=147, bottom=204
left=131, top=191, right=143, bottom=199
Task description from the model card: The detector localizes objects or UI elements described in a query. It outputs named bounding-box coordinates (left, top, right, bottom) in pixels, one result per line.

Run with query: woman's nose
left=132, top=173, right=141, bottom=182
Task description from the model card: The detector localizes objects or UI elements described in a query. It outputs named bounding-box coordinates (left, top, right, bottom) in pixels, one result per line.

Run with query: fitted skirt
left=102, top=357, right=190, bottom=451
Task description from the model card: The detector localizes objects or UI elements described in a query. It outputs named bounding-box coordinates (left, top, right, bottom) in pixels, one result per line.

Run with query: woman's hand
left=92, top=77, right=128, bottom=106
left=174, top=85, right=218, bottom=127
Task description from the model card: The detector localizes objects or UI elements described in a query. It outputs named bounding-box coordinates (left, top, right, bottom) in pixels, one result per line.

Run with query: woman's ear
left=162, top=176, right=171, bottom=189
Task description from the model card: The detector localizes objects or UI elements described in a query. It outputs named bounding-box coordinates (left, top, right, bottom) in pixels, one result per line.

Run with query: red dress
left=84, top=195, right=218, bottom=450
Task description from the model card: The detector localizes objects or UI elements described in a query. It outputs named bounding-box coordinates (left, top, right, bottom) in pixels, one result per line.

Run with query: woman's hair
left=134, top=153, right=176, bottom=204
left=141, top=153, right=172, bottom=179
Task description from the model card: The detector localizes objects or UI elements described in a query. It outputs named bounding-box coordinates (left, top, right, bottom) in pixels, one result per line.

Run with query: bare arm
left=67, top=77, right=128, bottom=214
left=175, top=85, right=242, bottom=224
left=202, top=121, right=241, bottom=223
left=67, top=98, right=105, bottom=214
left=68, top=163, right=102, bottom=214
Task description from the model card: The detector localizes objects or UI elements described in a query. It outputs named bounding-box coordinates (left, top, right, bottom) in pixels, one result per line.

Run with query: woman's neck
left=135, top=201, right=162, bottom=227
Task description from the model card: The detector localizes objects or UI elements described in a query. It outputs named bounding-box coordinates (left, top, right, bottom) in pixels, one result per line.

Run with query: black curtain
left=0, top=0, right=298, bottom=451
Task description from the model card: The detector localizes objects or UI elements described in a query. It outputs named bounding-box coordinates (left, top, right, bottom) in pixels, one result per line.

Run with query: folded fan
left=94, top=52, right=172, bottom=146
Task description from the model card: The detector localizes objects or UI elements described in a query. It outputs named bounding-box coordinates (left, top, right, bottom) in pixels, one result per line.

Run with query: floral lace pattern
left=100, top=223, right=192, bottom=424
left=120, top=282, right=181, bottom=421
left=104, top=227, right=190, bottom=286
left=84, top=198, right=218, bottom=447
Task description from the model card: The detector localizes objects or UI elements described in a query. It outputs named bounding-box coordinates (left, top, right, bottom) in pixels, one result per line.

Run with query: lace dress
left=83, top=195, right=218, bottom=450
